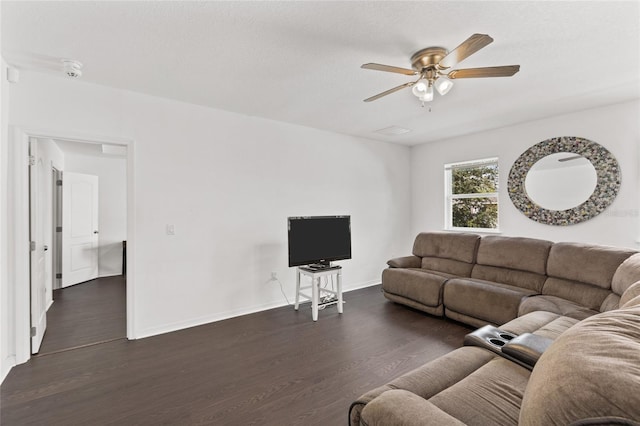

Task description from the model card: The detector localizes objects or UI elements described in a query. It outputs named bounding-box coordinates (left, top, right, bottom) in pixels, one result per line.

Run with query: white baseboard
left=134, top=279, right=381, bottom=340
left=344, top=279, right=380, bottom=292
left=135, top=299, right=289, bottom=339
left=98, top=273, right=124, bottom=279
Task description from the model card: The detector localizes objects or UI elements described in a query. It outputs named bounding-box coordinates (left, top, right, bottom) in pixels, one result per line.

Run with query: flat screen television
left=288, top=216, right=351, bottom=267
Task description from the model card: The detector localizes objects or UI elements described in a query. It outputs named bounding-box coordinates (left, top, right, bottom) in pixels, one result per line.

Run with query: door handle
left=44, top=245, right=49, bottom=251
left=93, top=231, right=99, bottom=234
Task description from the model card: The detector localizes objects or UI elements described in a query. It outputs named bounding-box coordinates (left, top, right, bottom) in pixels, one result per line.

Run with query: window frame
left=444, top=157, right=500, bottom=233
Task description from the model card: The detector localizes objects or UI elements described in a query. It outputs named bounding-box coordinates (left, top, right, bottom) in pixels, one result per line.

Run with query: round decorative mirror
left=508, top=136, right=620, bottom=225
left=525, top=152, right=597, bottom=211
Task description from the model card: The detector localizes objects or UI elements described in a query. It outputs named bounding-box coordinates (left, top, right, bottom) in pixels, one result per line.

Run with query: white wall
left=1, top=58, right=13, bottom=382
left=8, top=71, right=412, bottom=339
left=412, top=100, right=640, bottom=249
left=64, top=152, right=127, bottom=277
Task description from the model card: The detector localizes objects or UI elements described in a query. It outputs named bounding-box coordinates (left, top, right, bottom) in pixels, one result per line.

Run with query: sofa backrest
left=519, top=305, right=640, bottom=424
left=621, top=281, right=640, bottom=308
left=604, top=253, right=640, bottom=310
left=471, top=235, right=552, bottom=292
left=544, top=243, right=636, bottom=311
left=412, top=232, right=480, bottom=277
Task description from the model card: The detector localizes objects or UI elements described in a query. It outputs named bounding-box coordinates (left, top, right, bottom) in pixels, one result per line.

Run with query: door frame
left=10, top=126, right=136, bottom=365
left=28, top=138, right=47, bottom=353
left=52, top=166, right=62, bottom=292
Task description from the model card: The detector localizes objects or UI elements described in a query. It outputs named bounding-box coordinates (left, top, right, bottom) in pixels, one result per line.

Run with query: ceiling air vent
left=375, top=126, right=412, bottom=136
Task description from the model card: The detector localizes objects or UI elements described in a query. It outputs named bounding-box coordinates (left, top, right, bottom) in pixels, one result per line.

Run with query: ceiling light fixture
left=434, top=77, right=454, bottom=96
left=362, top=34, right=520, bottom=107
left=411, top=76, right=437, bottom=106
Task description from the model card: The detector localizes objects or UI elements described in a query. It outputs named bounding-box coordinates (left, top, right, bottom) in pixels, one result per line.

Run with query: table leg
left=312, top=276, right=319, bottom=321
left=294, top=269, right=300, bottom=310
left=337, top=270, right=343, bottom=314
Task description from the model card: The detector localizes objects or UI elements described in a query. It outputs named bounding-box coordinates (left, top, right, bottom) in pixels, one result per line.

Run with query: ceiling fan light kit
left=411, top=78, right=434, bottom=102
left=434, top=78, right=454, bottom=96
left=362, top=33, right=520, bottom=106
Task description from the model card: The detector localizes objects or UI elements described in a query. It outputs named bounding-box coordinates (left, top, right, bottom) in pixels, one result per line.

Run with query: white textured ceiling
left=2, top=1, right=639, bottom=146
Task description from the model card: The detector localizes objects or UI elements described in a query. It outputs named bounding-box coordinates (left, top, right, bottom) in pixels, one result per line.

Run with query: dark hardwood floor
left=1, top=285, right=472, bottom=425
left=37, top=275, right=127, bottom=355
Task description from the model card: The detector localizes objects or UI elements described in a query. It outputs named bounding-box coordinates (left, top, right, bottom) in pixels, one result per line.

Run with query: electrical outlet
left=270, top=272, right=277, bottom=281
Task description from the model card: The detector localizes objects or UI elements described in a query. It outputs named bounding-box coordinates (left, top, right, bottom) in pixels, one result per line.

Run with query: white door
left=62, top=172, right=99, bottom=287
left=29, top=139, right=47, bottom=353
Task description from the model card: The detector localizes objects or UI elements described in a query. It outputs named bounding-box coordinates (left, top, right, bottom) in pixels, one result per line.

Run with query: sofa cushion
left=620, top=281, right=640, bottom=308
left=421, top=257, right=474, bottom=277
left=382, top=268, right=449, bottom=309
left=358, top=354, right=531, bottom=426
left=612, top=253, right=640, bottom=296
left=444, top=278, right=537, bottom=326
left=410, top=232, right=480, bottom=277
left=476, top=236, right=552, bottom=275
left=601, top=278, right=640, bottom=312
left=470, top=236, right=551, bottom=292
left=360, top=389, right=465, bottom=426
left=542, top=277, right=612, bottom=311
left=412, top=232, right=480, bottom=263
left=350, top=346, right=495, bottom=426
left=600, top=293, right=622, bottom=312
left=541, top=277, right=612, bottom=311
left=519, top=306, right=640, bottom=425
left=383, top=292, right=445, bottom=317
left=622, top=294, right=640, bottom=309
left=546, top=242, right=636, bottom=289
left=471, top=265, right=547, bottom=293
left=501, top=311, right=580, bottom=340
left=387, top=255, right=421, bottom=269
left=518, top=295, right=599, bottom=321
left=428, top=357, right=530, bottom=425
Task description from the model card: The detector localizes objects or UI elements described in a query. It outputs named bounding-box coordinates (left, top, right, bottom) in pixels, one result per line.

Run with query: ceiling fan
left=361, top=34, right=520, bottom=105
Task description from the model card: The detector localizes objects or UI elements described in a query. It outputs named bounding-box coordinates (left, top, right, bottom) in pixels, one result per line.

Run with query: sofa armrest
left=349, top=384, right=395, bottom=426
left=502, top=333, right=553, bottom=368
left=387, top=255, right=421, bottom=269
left=360, top=389, right=465, bottom=426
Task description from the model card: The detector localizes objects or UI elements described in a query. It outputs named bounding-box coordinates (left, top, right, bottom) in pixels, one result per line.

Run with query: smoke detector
left=62, top=60, right=83, bottom=78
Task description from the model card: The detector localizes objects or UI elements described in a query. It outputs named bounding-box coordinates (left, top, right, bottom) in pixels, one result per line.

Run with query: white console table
left=294, top=266, right=343, bottom=321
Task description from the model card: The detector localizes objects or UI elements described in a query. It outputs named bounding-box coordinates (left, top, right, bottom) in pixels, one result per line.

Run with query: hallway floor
left=38, top=275, right=126, bottom=355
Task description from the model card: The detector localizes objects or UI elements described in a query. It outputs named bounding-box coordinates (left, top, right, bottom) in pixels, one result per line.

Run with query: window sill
left=443, top=227, right=502, bottom=234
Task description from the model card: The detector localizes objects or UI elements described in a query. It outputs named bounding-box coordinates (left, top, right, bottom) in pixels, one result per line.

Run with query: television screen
left=288, top=216, right=351, bottom=267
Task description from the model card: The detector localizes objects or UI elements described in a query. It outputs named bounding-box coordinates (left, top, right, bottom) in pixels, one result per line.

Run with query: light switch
left=166, top=224, right=175, bottom=235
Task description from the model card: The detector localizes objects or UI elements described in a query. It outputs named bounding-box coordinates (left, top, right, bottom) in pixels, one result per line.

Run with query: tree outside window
left=445, top=158, right=499, bottom=231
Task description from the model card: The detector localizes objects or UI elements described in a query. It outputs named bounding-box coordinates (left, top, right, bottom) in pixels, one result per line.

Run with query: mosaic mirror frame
left=507, top=136, right=620, bottom=225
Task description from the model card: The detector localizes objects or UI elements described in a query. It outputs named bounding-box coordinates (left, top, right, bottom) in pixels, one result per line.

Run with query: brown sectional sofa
left=382, top=232, right=638, bottom=327
left=351, top=294, right=640, bottom=425
left=349, top=232, right=640, bottom=425
left=382, top=232, right=481, bottom=317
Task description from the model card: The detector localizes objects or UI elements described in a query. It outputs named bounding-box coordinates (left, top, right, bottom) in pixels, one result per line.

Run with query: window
left=444, top=157, right=499, bottom=231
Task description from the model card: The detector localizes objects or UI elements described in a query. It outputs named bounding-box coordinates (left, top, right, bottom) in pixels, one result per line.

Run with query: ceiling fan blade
left=437, top=34, right=494, bottom=70
left=447, top=65, right=520, bottom=79
left=364, top=81, right=415, bottom=102
left=361, top=63, right=417, bottom=76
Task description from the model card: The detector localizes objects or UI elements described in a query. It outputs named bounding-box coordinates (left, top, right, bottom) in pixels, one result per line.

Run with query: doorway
left=27, top=135, right=130, bottom=356
left=8, top=126, right=135, bottom=364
